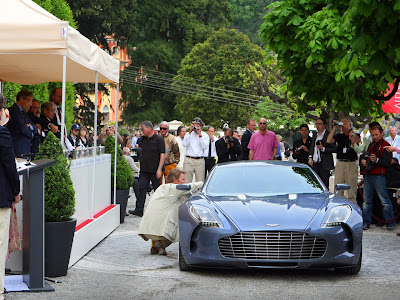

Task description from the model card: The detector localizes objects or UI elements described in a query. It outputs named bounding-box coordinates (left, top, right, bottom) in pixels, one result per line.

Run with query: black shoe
left=363, top=224, right=370, bottom=230
left=129, top=209, right=143, bottom=217
left=125, top=212, right=129, bottom=217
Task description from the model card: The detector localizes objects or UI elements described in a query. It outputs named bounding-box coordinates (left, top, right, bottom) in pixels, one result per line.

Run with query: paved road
left=6, top=194, right=400, bottom=300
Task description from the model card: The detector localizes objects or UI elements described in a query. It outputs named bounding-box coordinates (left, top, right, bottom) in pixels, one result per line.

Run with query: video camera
left=333, top=121, right=344, bottom=126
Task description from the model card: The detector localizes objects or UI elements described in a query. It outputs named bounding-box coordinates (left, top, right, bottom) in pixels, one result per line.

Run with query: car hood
left=210, top=193, right=328, bottom=231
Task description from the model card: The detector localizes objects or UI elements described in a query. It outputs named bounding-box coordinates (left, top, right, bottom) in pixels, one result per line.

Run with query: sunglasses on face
left=259, top=122, right=267, bottom=125
left=160, top=127, right=168, bottom=130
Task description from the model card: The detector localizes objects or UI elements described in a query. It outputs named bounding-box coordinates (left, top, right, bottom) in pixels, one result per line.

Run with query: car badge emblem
left=265, top=224, right=279, bottom=227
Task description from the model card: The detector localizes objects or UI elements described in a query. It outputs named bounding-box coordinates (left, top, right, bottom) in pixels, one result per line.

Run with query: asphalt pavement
left=5, top=192, right=400, bottom=300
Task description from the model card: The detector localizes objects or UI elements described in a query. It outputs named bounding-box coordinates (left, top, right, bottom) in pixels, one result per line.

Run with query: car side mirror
left=176, top=184, right=191, bottom=191
left=335, top=184, right=350, bottom=194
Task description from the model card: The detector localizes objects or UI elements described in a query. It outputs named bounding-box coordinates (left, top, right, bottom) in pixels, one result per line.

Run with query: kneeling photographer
left=216, top=128, right=241, bottom=163
left=360, top=122, right=396, bottom=230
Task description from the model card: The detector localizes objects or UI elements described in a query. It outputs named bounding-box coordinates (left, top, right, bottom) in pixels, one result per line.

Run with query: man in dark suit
left=49, top=88, right=63, bottom=131
left=240, top=119, right=256, bottom=160
left=28, top=99, right=42, bottom=155
left=39, top=102, right=60, bottom=139
left=0, top=93, right=21, bottom=298
left=216, top=128, right=241, bottom=163
left=7, top=90, right=35, bottom=157
left=308, top=117, right=336, bottom=189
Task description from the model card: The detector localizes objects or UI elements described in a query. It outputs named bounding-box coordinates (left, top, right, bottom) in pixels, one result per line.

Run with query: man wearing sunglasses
left=248, top=118, right=278, bottom=161
left=159, top=121, right=180, bottom=184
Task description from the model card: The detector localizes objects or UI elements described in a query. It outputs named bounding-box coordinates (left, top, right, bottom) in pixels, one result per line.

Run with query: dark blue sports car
left=178, top=161, right=363, bottom=274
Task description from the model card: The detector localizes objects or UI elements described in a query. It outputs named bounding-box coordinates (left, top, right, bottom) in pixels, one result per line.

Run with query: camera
left=360, top=151, right=374, bottom=172
left=296, top=147, right=303, bottom=151
left=193, top=125, right=199, bottom=130
left=226, top=136, right=234, bottom=144
left=334, top=121, right=344, bottom=126
left=316, top=140, right=321, bottom=146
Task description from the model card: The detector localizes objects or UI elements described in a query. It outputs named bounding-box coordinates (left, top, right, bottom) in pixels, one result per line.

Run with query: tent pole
left=113, top=84, right=119, bottom=205
left=61, top=55, right=67, bottom=148
left=92, top=72, right=99, bottom=219
left=0, top=80, right=3, bottom=93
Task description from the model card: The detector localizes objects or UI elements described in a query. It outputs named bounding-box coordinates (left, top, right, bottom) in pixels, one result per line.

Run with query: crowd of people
left=2, top=88, right=400, bottom=259
left=131, top=116, right=400, bottom=255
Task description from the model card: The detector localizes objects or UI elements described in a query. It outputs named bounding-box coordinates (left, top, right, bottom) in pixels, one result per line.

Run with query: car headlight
left=189, top=204, right=224, bottom=228
left=321, top=205, right=352, bottom=228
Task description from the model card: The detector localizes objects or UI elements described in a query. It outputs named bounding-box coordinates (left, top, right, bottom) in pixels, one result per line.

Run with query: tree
left=260, top=0, right=400, bottom=118
left=229, top=0, right=274, bottom=45
left=73, top=83, right=106, bottom=130
left=174, top=29, right=293, bottom=129
left=120, top=0, right=232, bottom=124
left=66, top=0, right=138, bottom=48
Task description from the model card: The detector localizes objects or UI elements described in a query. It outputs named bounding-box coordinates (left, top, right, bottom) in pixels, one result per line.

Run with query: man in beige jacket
left=138, top=169, right=202, bottom=255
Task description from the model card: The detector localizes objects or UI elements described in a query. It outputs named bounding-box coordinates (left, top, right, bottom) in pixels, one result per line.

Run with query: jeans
left=362, top=175, right=395, bottom=227
left=135, top=172, right=160, bottom=212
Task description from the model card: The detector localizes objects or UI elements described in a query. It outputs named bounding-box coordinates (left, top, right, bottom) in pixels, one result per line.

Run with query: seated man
left=138, top=169, right=202, bottom=256
left=123, top=147, right=140, bottom=200
left=65, top=124, right=83, bottom=152
left=39, top=102, right=60, bottom=139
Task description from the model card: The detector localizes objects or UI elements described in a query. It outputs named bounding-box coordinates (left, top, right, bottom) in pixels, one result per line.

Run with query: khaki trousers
left=334, top=161, right=358, bottom=203
left=0, top=208, right=11, bottom=299
left=183, top=157, right=205, bottom=183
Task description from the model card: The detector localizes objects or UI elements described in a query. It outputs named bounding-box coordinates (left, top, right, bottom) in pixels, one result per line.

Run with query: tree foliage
left=120, top=0, right=232, bottom=124
left=36, top=132, right=75, bottom=222
left=174, top=29, right=291, bottom=129
left=66, top=0, right=138, bottom=47
left=260, top=0, right=400, bottom=117
left=229, top=0, right=274, bottom=45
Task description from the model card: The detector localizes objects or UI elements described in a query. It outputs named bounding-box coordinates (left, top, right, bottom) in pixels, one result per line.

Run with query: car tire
left=336, top=249, right=362, bottom=275
left=178, top=244, right=191, bottom=271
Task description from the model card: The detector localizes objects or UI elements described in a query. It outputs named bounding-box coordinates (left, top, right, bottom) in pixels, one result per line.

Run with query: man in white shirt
left=182, top=117, right=209, bottom=182
left=204, top=126, right=217, bottom=179
left=176, top=125, right=186, bottom=170
left=385, top=126, right=400, bottom=161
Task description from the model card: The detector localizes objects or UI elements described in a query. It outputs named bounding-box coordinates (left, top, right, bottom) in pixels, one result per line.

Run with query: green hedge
left=105, top=136, right=133, bottom=190
left=35, top=132, right=75, bottom=222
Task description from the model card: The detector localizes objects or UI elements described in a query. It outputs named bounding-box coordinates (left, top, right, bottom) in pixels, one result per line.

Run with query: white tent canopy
left=0, top=0, right=119, bottom=84
left=0, top=0, right=121, bottom=210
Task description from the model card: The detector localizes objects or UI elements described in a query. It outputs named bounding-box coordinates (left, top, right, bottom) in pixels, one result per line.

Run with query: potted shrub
left=105, top=135, right=133, bottom=223
left=35, top=132, right=76, bottom=277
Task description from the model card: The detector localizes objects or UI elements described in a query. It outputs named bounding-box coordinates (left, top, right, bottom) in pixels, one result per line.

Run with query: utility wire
left=122, top=70, right=263, bottom=105
left=127, top=66, right=255, bottom=94
left=122, top=77, right=296, bottom=115
left=121, top=77, right=257, bottom=107
left=122, top=75, right=262, bottom=107
left=121, top=69, right=296, bottom=114
left=121, top=75, right=295, bottom=113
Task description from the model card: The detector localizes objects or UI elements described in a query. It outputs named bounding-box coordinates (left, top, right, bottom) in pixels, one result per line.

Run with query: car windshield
left=206, top=165, right=324, bottom=197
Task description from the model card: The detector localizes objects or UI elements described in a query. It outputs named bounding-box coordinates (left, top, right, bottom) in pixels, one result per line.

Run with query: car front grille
left=219, top=231, right=327, bottom=260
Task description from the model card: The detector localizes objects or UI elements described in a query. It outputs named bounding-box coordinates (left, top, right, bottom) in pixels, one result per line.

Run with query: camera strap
left=368, top=139, right=383, bottom=159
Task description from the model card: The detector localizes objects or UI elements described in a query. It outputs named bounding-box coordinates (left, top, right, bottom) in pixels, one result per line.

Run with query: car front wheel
left=178, top=243, right=191, bottom=271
